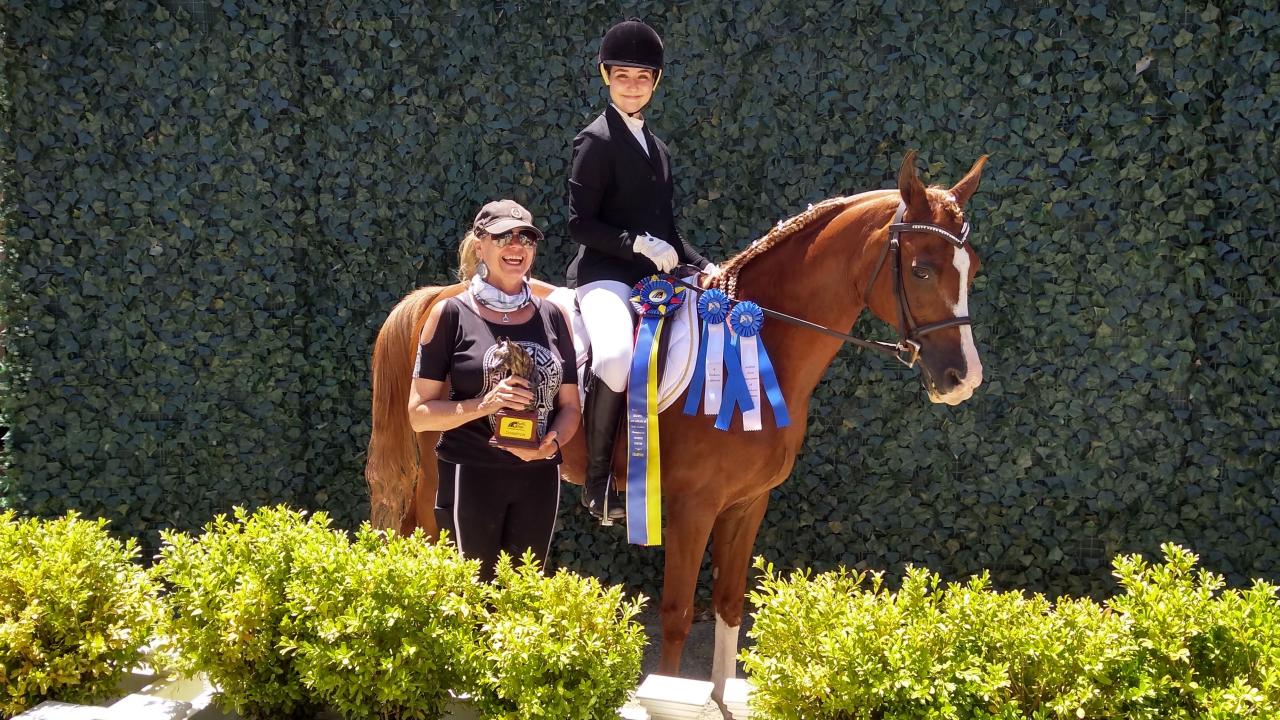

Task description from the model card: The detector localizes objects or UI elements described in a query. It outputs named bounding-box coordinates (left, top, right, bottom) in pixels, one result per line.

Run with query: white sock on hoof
left=711, top=611, right=739, bottom=703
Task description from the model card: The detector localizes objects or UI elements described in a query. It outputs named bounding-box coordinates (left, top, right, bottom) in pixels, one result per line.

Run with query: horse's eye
left=912, top=266, right=933, bottom=280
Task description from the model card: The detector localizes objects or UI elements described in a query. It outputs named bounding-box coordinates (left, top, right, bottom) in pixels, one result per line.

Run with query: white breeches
left=576, top=280, right=636, bottom=393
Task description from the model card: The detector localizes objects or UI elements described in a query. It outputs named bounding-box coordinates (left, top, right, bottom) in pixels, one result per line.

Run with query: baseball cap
left=472, top=199, right=544, bottom=240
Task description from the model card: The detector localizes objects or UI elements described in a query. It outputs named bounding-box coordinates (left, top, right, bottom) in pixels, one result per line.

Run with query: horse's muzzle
left=923, top=361, right=982, bottom=406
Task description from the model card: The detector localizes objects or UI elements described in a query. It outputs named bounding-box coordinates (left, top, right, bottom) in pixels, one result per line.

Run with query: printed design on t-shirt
left=481, top=340, right=562, bottom=439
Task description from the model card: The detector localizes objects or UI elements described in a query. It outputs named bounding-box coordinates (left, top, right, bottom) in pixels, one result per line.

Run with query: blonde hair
left=457, top=230, right=481, bottom=282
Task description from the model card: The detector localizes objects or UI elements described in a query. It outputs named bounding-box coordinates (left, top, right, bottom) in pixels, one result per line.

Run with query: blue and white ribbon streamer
left=626, top=276, right=685, bottom=546
left=723, top=301, right=790, bottom=431
left=712, top=302, right=755, bottom=432
left=713, top=332, right=755, bottom=431
left=683, top=288, right=730, bottom=417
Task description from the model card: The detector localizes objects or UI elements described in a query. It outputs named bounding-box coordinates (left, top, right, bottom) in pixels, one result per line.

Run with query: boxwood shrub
left=742, top=543, right=1279, bottom=719
left=154, top=507, right=646, bottom=719
left=472, top=552, right=647, bottom=720
left=281, top=527, right=486, bottom=720
left=1108, top=544, right=1280, bottom=719
left=0, top=511, right=161, bottom=717
left=153, top=505, right=340, bottom=720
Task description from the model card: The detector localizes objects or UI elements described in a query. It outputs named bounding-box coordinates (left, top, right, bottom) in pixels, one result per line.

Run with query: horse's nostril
left=945, top=368, right=964, bottom=387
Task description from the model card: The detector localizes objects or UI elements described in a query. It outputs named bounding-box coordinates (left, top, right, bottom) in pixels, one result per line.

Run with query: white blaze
left=936, top=244, right=983, bottom=405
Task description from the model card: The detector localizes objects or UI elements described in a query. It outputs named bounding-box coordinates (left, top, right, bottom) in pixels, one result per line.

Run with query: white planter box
left=15, top=671, right=706, bottom=720
left=721, top=678, right=753, bottom=720
left=104, top=694, right=191, bottom=720
left=634, top=674, right=720, bottom=719
left=14, top=703, right=112, bottom=720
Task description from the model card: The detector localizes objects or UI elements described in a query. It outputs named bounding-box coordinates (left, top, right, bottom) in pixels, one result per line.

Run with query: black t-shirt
left=415, top=296, right=577, bottom=467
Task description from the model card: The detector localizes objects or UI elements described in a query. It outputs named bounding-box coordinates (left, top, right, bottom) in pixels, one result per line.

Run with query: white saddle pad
left=546, top=286, right=699, bottom=412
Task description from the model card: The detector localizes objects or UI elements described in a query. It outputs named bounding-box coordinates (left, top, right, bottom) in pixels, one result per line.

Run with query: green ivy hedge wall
left=2, top=0, right=1276, bottom=601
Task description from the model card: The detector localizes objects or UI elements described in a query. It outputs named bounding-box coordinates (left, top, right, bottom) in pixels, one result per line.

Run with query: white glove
left=633, top=233, right=679, bottom=273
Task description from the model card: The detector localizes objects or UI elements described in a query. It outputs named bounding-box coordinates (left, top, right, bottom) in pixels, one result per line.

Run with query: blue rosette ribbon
left=718, top=301, right=790, bottom=432
left=683, top=288, right=735, bottom=418
left=625, top=275, right=685, bottom=546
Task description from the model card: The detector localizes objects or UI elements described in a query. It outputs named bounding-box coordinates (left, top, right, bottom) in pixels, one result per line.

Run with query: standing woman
left=567, top=19, right=716, bottom=522
left=409, top=200, right=579, bottom=581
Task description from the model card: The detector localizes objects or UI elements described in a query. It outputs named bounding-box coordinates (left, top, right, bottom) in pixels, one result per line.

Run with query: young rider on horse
left=567, top=19, right=716, bottom=522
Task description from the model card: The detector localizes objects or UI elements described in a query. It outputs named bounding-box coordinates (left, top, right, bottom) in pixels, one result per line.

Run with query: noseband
left=860, top=202, right=972, bottom=367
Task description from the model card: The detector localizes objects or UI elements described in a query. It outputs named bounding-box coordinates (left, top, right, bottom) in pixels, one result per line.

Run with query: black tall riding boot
left=581, top=377, right=627, bottom=522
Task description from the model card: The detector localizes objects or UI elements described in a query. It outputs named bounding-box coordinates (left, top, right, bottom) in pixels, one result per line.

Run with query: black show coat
left=566, top=104, right=710, bottom=288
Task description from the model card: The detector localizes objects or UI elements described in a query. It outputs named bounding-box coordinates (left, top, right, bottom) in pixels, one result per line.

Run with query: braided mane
left=711, top=193, right=875, bottom=299
left=710, top=187, right=964, bottom=299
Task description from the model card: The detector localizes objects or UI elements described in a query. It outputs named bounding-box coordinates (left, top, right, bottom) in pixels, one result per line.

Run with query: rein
left=676, top=202, right=973, bottom=369
left=670, top=272, right=909, bottom=362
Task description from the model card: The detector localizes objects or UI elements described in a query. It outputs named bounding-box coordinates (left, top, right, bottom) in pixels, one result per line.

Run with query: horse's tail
left=365, top=284, right=460, bottom=532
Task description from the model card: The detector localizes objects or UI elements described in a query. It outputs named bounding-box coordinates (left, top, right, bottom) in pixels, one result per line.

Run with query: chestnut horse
left=365, top=152, right=988, bottom=701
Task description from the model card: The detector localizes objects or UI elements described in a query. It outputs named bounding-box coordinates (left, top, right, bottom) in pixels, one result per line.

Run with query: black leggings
left=435, top=459, right=560, bottom=582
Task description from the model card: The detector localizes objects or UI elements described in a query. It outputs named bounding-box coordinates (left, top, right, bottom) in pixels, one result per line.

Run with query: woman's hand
left=479, top=376, right=535, bottom=414
left=504, top=430, right=560, bottom=463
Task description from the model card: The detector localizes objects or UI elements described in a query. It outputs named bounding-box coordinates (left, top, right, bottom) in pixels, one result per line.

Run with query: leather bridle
left=859, top=201, right=973, bottom=367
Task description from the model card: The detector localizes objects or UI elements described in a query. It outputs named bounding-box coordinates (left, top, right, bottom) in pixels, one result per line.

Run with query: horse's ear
left=949, top=155, right=989, bottom=209
left=897, top=150, right=928, bottom=216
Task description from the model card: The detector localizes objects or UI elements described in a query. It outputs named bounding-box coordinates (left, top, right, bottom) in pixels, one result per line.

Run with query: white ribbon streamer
left=739, top=335, right=763, bottom=431
left=704, top=323, right=725, bottom=414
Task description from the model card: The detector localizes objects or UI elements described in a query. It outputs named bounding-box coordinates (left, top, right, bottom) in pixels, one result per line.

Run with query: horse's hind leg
left=709, top=492, right=770, bottom=703
left=658, top=495, right=718, bottom=676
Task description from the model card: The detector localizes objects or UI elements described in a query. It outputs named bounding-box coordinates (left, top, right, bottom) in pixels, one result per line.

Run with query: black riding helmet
left=598, top=19, right=664, bottom=89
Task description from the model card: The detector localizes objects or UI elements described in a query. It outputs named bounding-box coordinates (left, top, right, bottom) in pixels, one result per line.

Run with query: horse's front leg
left=658, top=491, right=718, bottom=675
left=709, top=492, right=770, bottom=703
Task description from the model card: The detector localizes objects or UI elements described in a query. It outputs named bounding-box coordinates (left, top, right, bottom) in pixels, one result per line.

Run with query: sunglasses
left=484, top=229, right=540, bottom=248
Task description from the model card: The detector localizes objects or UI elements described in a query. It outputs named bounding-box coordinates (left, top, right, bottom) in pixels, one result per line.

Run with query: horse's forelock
left=927, top=186, right=963, bottom=222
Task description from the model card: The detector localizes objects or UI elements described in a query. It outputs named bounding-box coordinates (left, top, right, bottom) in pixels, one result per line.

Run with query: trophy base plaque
left=489, top=409, right=541, bottom=450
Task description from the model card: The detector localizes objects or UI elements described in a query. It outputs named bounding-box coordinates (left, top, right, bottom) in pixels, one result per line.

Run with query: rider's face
left=608, top=66, right=655, bottom=115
